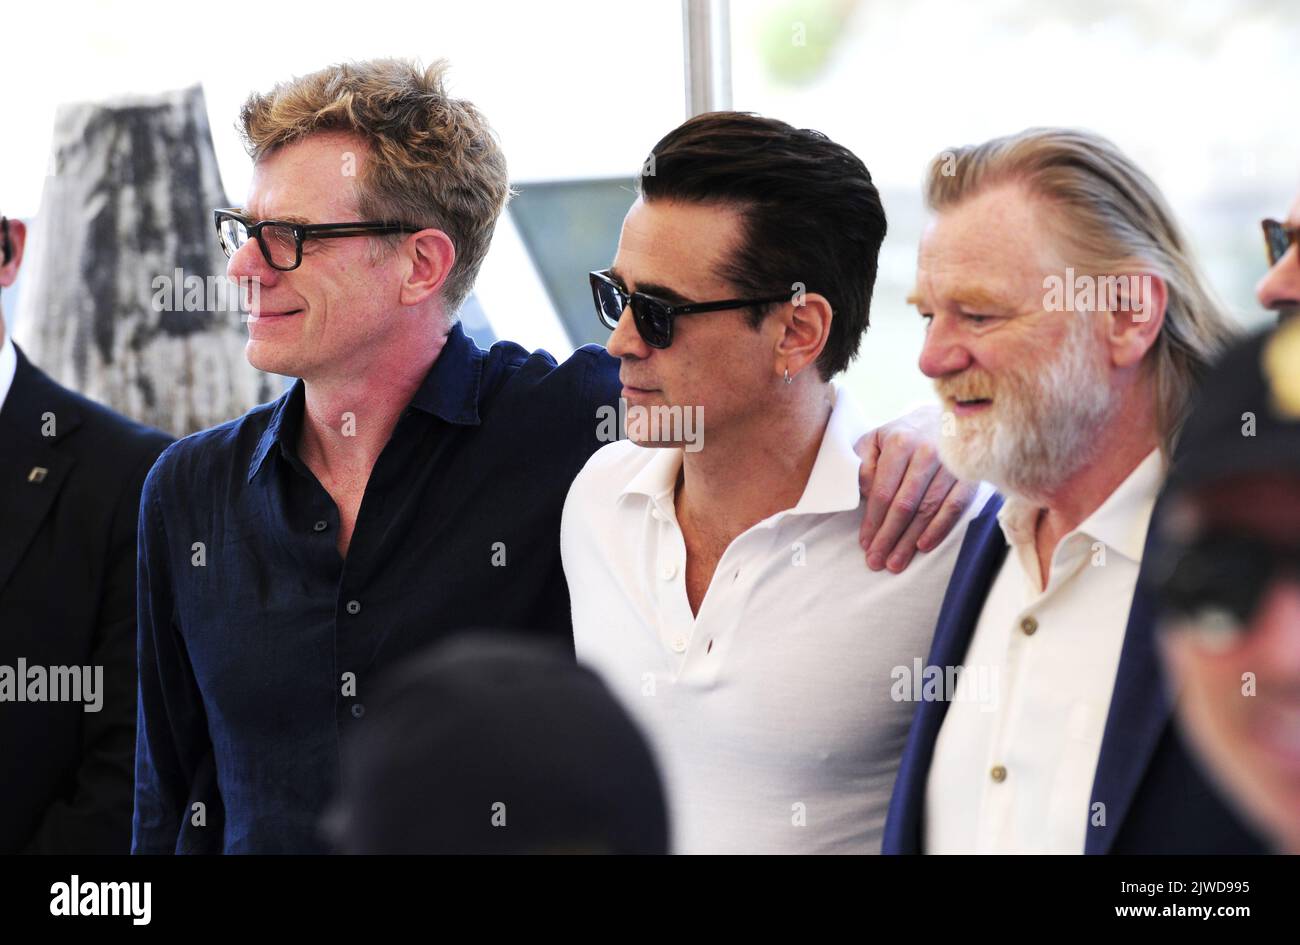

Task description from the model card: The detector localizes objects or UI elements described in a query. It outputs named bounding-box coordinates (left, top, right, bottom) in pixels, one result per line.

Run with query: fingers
left=864, top=441, right=941, bottom=569
left=855, top=431, right=882, bottom=547
left=912, top=466, right=957, bottom=552
left=915, top=479, right=981, bottom=553
left=860, top=433, right=917, bottom=557
left=879, top=468, right=954, bottom=572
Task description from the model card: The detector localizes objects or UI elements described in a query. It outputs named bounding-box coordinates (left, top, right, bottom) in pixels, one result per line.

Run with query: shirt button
left=991, top=765, right=1007, bottom=783
left=313, top=520, right=328, bottom=532
left=651, top=508, right=664, bottom=522
left=351, top=703, right=365, bottom=719
left=670, top=636, right=687, bottom=653
left=661, top=563, right=677, bottom=581
left=1020, top=616, right=1038, bottom=636
left=346, top=600, right=361, bottom=615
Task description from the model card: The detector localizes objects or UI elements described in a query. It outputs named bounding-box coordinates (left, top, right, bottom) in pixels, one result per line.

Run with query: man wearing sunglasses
left=1259, top=196, right=1299, bottom=322
left=0, top=213, right=171, bottom=853
left=134, top=61, right=971, bottom=854
left=1154, top=319, right=1300, bottom=853
left=563, top=112, right=994, bottom=854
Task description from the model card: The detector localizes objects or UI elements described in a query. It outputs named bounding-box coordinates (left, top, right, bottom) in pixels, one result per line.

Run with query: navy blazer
left=882, top=493, right=1267, bottom=854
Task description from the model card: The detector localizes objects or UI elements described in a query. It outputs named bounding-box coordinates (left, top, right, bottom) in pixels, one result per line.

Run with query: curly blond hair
left=239, top=58, right=510, bottom=313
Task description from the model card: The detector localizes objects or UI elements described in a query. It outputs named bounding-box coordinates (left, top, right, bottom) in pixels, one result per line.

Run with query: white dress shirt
left=924, top=449, right=1166, bottom=854
left=562, top=386, right=992, bottom=854
left=0, top=334, right=16, bottom=415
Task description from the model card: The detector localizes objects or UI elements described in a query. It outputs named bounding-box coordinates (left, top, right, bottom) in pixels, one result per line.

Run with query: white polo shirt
left=562, top=387, right=991, bottom=854
left=924, top=449, right=1165, bottom=854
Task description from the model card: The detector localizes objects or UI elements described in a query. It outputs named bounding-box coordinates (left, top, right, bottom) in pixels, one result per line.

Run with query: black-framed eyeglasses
left=1, top=216, right=10, bottom=266
left=1263, top=218, right=1299, bottom=268
left=589, top=269, right=790, bottom=349
left=214, top=208, right=426, bottom=272
left=1156, top=528, right=1300, bottom=641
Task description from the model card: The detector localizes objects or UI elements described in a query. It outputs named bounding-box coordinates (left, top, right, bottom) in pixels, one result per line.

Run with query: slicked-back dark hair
left=638, top=111, right=886, bottom=379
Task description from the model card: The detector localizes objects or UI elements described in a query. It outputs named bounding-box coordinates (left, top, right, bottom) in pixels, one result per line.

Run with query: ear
left=1106, top=270, right=1166, bottom=369
left=398, top=227, right=457, bottom=308
left=0, top=218, right=28, bottom=288
left=773, top=289, right=833, bottom=381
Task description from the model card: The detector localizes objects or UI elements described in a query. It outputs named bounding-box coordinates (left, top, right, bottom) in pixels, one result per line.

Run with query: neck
left=1032, top=384, right=1162, bottom=578
left=297, top=325, right=449, bottom=483
left=676, top=380, right=835, bottom=542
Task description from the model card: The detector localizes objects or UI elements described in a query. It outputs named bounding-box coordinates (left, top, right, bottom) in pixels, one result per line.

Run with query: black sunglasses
left=214, top=208, right=426, bottom=272
left=590, top=269, right=790, bottom=349
left=1263, top=218, right=1299, bottom=268
left=1156, top=529, right=1300, bottom=640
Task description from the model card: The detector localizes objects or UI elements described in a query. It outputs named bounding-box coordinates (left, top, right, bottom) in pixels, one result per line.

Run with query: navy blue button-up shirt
left=133, top=324, right=620, bottom=853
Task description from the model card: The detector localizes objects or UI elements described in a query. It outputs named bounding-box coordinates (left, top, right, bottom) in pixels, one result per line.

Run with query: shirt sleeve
left=131, top=455, right=216, bottom=854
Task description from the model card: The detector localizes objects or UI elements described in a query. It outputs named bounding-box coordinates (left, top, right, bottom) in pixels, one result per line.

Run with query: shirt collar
left=0, top=334, right=17, bottom=415
left=997, top=447, right=1166, bottom=564
left=247, top=380, right=305, bottom=483
left=618, top=383, right=867, bottom=520
left=247, top=321, right=485, bottom=483
left=407, top=321, right=485, bottom=425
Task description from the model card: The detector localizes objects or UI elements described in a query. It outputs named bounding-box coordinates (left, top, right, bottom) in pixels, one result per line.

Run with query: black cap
left=1164, top=318, right=1300, bottom=501
left=328, top=633, right=669, bottom=855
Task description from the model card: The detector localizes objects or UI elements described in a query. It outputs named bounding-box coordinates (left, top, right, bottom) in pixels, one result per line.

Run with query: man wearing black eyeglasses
left=134, top=61, right=973, bottom=855
left=1154, top=318, right=1300, bottom=853
left=1259, top=192, right=1299, bottom=322
left=0, top=213, right=172, bottom=853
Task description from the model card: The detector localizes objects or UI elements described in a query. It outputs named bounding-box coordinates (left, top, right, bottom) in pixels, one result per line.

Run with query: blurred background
left=2, top=0, right=1296, bottom=428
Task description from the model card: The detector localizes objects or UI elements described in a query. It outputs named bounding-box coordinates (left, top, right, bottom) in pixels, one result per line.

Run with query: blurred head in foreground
left=1154, top=319, right=1300, bottom=853
left=329, top=633, right=669, bottom=854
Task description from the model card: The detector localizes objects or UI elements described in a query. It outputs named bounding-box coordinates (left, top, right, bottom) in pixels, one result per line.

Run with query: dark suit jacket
left=0, top=343, right=171, bottom=853
left=882, top=493, right=1268, bottom=854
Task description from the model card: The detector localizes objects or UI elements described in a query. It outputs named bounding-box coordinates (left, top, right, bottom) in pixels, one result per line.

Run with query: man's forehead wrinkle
left=909, top=253, right=1029, bottom=315
left=246, top=139, right=365, bottom=224
left=921, top=199, right=1067, bottom=312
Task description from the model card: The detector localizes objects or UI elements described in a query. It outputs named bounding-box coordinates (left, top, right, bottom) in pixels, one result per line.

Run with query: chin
left=938, top=419, right=998, bottom=482
left=940, top=416, right=1063, bottom=504
left=245, top=340, right=303, bottom=379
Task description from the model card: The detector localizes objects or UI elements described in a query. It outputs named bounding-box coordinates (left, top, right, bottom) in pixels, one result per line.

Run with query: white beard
left=937, top=315, right=1118, bottom=503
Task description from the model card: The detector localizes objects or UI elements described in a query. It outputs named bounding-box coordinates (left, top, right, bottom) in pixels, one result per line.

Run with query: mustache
left=936, top=369, right=1000, bottom=402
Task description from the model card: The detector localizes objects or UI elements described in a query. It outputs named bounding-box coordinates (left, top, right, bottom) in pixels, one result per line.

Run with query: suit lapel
left=1084, top=541, right=1170, bottom=854
left=887, top=494, right=1008, bottom=852
left=0, top=346, right=81, bottom=597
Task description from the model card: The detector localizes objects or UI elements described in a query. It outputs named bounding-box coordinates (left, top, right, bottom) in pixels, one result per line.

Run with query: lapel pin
left=28, top=467, right=48, bottom=484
